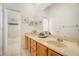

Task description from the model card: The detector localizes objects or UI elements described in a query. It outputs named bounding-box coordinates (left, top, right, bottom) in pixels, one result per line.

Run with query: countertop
left=25, top=33, right=79, bottom=56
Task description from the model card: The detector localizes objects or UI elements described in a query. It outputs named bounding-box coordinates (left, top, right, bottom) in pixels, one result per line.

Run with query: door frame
left=3, top=7, right=22, bottom=55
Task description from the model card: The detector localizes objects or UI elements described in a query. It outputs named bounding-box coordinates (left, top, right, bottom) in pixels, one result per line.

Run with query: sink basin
left=46, top=40, right=66, bottom=47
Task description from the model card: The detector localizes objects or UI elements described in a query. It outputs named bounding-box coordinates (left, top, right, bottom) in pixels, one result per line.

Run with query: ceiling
left=5, top=3, right=52, bottom=12
left=5, top=3, right=52, bottom=20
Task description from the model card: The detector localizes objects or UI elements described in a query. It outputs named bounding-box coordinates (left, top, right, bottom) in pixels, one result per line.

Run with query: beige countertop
left=25, top=33, right=79, bottom=56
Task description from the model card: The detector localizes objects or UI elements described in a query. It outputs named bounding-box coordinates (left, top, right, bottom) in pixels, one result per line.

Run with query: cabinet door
left=25, top=36, right=28, bottom=49
left=31, top=39, right=37, bottom=56
left=31, top=46, right=37, bottom=56
left=48, top=49, right=62, bottom=56
left=37, top=43, right=48, bottom=56
left=27, top=37, right=31, bottom=53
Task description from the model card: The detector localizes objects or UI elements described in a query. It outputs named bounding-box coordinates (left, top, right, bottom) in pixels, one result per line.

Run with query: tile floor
left=21, top=48, right=30, bottom=56
left=5, top=38, right=30, bottom=56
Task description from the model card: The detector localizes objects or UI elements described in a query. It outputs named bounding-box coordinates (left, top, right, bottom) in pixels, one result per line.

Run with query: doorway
left=4, top=9, right=21, bottom=56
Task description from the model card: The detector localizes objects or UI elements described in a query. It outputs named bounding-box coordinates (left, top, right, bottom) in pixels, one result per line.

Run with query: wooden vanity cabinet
left=25, top=35, right=63, bottom=56
left=37, top=43, right=48, bottom=56
left=31, top=39, right=37, bottom=56
left=27, top=37, right=31, bottom=53
left=25, top=36, right=28, bottom=49
left=48, top=49, right=63, bottom=56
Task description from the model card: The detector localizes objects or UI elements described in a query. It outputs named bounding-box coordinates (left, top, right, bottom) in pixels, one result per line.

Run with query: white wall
left=0, top=4, right=2, bottom=55
left=44, top=3, right=79, bottom=44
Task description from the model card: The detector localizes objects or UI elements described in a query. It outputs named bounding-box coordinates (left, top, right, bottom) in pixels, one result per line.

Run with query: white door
left=5, top=9, right=21, bottom=56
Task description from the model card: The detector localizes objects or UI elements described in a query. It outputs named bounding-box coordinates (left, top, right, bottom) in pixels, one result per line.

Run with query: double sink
left=38, top=35, right=77, bottom=48
left=31, top=33, right=78, bottom=48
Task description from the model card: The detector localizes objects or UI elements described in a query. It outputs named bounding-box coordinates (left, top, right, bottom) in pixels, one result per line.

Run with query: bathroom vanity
left=25, top=33, right=79, bottom=56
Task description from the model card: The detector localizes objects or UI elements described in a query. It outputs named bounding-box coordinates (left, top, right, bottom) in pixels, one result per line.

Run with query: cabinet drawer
left=31, top=45, right=36, bottom=51
left=31, top=39, right=37, bottom=56
left=31, top=47, right=37, bottom=56
left=31, top=39, right=37, bottom=47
